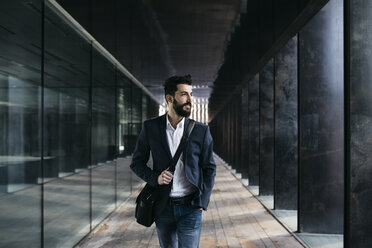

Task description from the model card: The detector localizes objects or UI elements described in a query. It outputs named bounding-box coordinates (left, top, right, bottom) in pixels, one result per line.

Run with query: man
left=130, top=75, right=216, bottom=248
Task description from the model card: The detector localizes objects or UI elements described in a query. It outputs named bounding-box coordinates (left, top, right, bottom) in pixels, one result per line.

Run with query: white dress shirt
left=166, top=115, right=195, bottom=197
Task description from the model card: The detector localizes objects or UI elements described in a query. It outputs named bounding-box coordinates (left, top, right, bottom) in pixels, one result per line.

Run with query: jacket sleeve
left=130, top=122, right=159, bottom=187
left=200, top=126, right=216, bottom=210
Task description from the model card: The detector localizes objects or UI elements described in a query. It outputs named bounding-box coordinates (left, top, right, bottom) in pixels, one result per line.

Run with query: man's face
left=169, top=84, right=193, bottom=117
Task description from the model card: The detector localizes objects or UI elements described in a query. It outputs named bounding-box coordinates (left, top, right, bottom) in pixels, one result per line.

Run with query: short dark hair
left=164, top=75, right=193, bottom=97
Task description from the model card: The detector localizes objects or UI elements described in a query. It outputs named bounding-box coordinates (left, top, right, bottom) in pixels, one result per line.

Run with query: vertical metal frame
left=41, top=1, right=45, bottom=246
left=343, top=3, right=349, bottom=234
left=296, top=31, right=301, bottom=232
left=114, top=68, right=118, bottom=208
left=129, top=82, right=133, bottom=193
left=273, top=56, right=276, bottom=209
left=228, top=103, right=232, bottom=164
left=88, top=41, right=93, bottom=232
left=258, top=73, right=261, bottom=191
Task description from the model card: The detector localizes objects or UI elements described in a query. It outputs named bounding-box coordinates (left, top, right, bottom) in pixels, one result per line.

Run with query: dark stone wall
left=248, top=74, right=260, bottom=185
left=230, top=101, right=236, bottom=169
left=241, top=84, right=249, bottom=179
left=348, top=0, right=372, bottom=246
left=298, top=0, right=344, bottom=234
left=210, top=0, right=311, bottom=116
left=274, top=35, right=298, bottom=210
left=234, top=96, right=242, bottom=173
left=228, top=107, right=233, bottom=164
left=259, top=58, right=274, bottom=195
left=222, top=106, right=228, bottom=161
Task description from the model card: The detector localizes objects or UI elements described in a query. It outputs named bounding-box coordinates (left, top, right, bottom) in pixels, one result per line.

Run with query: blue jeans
left=155, top=202, right=202, bottom=248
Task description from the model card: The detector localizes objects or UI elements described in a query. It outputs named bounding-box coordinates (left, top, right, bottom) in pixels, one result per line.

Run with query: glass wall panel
left=117, top=72, right=132, bottom=203
left=91, top=45, right=116, bottom=227
left=142, top=92, right=148, bottom=121
left=130, top=85, right=143, bottom=188
left=129, top=84, right=142, bottom=154
left=147, top=96, right=159, bottom=119
left=0, top=1, right=42, bottom=247
left=43, top=3, right=91, bottom=247
left=0, top=1, right=160, bottom=247
left=117, top=74, right=131, bottom=158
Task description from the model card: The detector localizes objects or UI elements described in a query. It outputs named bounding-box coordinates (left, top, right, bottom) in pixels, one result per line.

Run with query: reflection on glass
left=117, top=73, right=132, bottom=203
left=117, top=74, right=131, bottom=157
left=43, top=3, right=91, bottom=247
left=128, top=85, right=142, bottom=154
left=0, top=1, right=160, bottom=247
left=142, top=93, right=148, bottom=122
left=130, top=85, right=143, bottom=188
left=91, top=45, right=116, bottom=227
left=147, top=95, right=159, bottom=120
left=0, top=0, right=42, bottom=247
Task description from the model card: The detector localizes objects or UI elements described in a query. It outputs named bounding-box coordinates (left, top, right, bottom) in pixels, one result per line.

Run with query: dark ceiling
left=57, top=0, right=315, bottom=118
left=58, top=0, right=242, bottom=104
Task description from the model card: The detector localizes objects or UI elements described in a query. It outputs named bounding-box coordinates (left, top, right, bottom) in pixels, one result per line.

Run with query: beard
left=173, top=98, right=191, bottom=117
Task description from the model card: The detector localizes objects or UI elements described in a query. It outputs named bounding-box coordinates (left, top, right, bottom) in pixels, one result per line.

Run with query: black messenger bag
left=135, top=119, right=195, bottom=227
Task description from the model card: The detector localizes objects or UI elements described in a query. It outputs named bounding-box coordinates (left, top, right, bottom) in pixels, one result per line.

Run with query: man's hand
left=158, top=169, right=173, bottom=185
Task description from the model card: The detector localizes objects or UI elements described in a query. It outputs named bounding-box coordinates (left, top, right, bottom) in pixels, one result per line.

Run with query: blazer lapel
left=159, top=114, right=172, bottom=159
left=183, top=117, right=190, bottom=156
left=183, top=117, right=189, bottom=133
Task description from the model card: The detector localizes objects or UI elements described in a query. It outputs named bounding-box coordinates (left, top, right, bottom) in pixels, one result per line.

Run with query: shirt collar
left=166, top=114, right=184, bottom=131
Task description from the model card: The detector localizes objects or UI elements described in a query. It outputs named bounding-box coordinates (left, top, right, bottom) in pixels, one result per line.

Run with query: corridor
left=1, top=0, right=371, bottom=247
left=76, top=156, right=302, bottom=248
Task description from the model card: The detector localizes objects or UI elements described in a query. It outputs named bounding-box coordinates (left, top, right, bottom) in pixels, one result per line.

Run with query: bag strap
left=167, top=119, right=195, bottom=173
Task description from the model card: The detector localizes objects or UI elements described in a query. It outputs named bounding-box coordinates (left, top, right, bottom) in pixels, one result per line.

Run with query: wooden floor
left=76, top=156, right=303, bottom=248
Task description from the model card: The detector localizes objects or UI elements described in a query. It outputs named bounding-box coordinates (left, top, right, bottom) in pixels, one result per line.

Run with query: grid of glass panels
left=0, top=1, right=160, bottom=247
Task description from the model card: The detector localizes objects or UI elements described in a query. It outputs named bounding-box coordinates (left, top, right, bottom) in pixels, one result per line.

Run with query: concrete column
left=228, top=104, right=233, bottom=165
left=235, top=95, right=242, bottom=174
left=241, top=84, right=249, bottom=179
left=248, top=74, right=260, bottom=185
left=298, top=0, right=344, bottom=233
left=222, top=107, right=228, bottom=161
left=259, top=58, right=274, bottom=195
left=347, top=0, right=372, bottom=246
left=232, top=99, right=238, bottom=170
left=274, top=36, right=298, bottom=210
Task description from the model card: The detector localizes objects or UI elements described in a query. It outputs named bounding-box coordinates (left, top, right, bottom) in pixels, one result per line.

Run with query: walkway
left=76, top=156, right=303, bottom=248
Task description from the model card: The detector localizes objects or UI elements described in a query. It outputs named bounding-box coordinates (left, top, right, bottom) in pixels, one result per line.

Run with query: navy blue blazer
left=130, top=114, right=216, bottom=218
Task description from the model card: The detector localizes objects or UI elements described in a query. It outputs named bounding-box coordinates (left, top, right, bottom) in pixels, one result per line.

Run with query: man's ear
left=165, top=94, right=173, bottom=104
